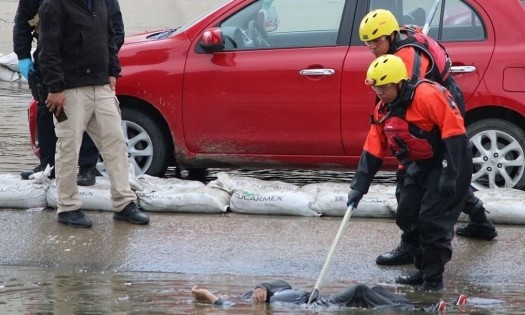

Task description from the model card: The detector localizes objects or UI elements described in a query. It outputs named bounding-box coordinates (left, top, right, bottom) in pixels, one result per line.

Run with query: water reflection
left=0, top=267, right=522, bottom=314
left=0, top=81, right=38, bottom=174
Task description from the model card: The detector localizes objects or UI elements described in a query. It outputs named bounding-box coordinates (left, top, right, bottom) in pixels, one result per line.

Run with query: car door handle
left=299, top=69, right=335, bottom=76
left=450, top=66, right=476, bottom=74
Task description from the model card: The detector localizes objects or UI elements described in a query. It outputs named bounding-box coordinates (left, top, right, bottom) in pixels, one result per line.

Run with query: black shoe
left=419, top=280, right=445, bottom=292
left=113, top=202, right=150, bottom=224
left=395, top=271, right=424, bottom=285
left=21, top=165, right=55, bottom=180
left=456, top=223, right=498, bottom=240
left=57, top=210, right=93, bottom=228
left=21, top=165, right=43, bottom=180
left=376, top=241, right=413, bottom=265
left=77, top=165, right=97, bottom=186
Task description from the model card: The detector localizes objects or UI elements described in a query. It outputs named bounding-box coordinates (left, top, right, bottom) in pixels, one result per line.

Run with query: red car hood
left=122, top=29, right=172, bottom=45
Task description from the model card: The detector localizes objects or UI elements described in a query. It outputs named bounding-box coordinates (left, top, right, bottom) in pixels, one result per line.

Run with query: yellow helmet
left=359, top=9, right=400, bottom=41
left=366, top=54, right=408, bottom=86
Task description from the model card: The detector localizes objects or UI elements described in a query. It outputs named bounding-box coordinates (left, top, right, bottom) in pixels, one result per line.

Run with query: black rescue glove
left=347, top=189, right=364, bottom=208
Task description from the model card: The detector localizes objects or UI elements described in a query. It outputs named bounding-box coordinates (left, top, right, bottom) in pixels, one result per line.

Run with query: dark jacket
left=13, top=0, right=124, bottom=64
left=215, top=280, right=413, bottom=309
left=108, top=0, right=125, bottom=50
left=38, top=0, right=120, bottom=93
left=13, top=0, right=41, bottom=62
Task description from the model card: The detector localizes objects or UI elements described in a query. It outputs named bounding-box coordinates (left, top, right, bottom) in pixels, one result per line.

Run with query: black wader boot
left=456, top=194, right=497, bottom=240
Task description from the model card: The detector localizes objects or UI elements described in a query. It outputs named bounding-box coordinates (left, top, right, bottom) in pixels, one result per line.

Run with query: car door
left=182, top=0, right=350, bottom=156
left=341, top=2, right=380, bottom=158
left=435, top=0, right=494, bottom=104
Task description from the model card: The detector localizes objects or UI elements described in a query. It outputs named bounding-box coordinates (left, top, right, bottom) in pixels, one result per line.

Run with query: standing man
left=347, top=55, right=472, bottom=291
left=38, top=0, right=149, bottom=228
left=14, top=0, right=125, bottom=186
left=358, top=9, right=497, bottom=266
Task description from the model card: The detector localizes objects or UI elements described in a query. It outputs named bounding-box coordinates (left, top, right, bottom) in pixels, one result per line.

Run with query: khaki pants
left=54, top=84, right=136, bottom=213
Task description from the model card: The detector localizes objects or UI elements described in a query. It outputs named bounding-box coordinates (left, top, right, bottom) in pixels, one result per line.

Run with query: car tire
left=467, top=119, right=525, bottom=190
left=119, top=107, right=169, bottom=177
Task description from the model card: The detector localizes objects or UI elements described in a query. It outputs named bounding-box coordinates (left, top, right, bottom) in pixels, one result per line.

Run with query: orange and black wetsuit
left=351, top=80, right=472, bottom=285
left=392, top=29, right=487, bottom=226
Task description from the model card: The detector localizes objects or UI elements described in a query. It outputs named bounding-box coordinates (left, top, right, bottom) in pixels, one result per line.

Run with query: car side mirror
left=199, top=27, right=225, bottom=52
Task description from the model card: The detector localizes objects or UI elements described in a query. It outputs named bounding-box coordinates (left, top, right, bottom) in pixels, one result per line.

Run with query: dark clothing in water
left=214, top=280, right=437, bottom=311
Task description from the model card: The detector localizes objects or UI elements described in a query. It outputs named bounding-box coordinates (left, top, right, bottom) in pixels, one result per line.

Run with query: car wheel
left=96, top=107, right=169, bottom=177
left=468, top=119, right=525, bottom=190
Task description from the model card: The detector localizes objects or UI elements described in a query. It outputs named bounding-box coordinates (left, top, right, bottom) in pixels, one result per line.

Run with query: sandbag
left=0, top=174, right=48, bottom=209
left=137, top=186, right=229, bottom=213
left=0, top=65, right=19, bottom=82
left=389, top=187, right=525, bottom=225
left=134, top=174, right=205, bottom=193
left=300, top=182, right=349, bottom=194
left=229, top=187, right=320, bottom=216
left=133, top=175, right=227, bottom=213
left=473, top=188, right=525, bottom=225
left=0, top=52, right=19, bottom=72
left=47, top=177, right=113, bottom=211
left=307, top=184, right=396, bottom=218
left=209, top=172, right=300, bottom=194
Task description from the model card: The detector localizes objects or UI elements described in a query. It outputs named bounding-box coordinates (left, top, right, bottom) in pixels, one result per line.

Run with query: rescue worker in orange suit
left=358, top=9, right=497, bottom=266
left=347, top=54, right=472, bottom=291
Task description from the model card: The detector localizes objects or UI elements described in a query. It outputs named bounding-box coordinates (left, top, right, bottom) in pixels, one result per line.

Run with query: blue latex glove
left=18, top=58, right=34, bottom=80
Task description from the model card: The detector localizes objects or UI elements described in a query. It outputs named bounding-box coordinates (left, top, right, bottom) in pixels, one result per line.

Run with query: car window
left=440, top=0, right=484, bottom=40
left=370, top=0, right=485, bottom=41
left=220, top=0, right=346, bottom=50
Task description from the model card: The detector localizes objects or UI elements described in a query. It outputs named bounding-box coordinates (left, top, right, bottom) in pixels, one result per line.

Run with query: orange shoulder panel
left=395, top=46, right=430, bottom=79
left=406, top=83, right=466, bottom=139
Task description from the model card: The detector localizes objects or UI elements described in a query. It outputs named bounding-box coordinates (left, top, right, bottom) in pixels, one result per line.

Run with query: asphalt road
left=1, top=209, right=523, bottom=286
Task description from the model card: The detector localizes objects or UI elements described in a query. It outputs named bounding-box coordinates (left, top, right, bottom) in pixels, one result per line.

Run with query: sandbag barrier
left=0, top=52, right=23, bottom=82
left=0, top=172, right=524, bottom=225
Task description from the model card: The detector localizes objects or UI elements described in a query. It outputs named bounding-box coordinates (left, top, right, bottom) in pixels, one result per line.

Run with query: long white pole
left=307, top=204, right=354, bottom=304
left=422, top=0, right=441, bottom=35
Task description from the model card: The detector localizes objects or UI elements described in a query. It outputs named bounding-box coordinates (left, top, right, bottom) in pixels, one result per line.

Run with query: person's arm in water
left=191, top=286, right=235, bottom=306
left=192, top=280, right=294, bottom=306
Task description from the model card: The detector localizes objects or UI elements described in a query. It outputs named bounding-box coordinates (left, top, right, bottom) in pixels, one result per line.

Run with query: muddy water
left=0, top=1, right=525, bottom=314
left=0, top=81, right=38, bottom=173
left=0, top=265, right=524, bottom=314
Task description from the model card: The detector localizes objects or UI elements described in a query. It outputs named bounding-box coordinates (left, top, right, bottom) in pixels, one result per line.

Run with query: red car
left=29, top=0, right=525, bottom=191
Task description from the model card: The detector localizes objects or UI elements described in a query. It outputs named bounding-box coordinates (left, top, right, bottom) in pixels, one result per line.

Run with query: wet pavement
left=0, top=1, right=525, bottom=313
left=0, top=209, right=524, bottom=314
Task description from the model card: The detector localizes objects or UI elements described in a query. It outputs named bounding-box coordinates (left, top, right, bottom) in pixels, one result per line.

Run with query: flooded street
left=0, top=1, right=525, bottom=314
left=1, top=81, right=525, bottom=315
left=0, top=209, right=525, bottom=314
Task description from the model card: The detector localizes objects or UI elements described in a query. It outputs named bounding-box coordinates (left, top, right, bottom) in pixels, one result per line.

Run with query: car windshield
left=173, top=0, right=232, bottom=36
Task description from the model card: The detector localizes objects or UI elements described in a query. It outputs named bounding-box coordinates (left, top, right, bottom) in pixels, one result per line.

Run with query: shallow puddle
left=0, top=267, right=523, bottom=314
